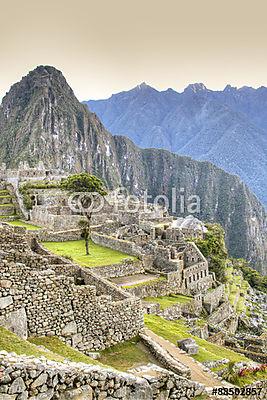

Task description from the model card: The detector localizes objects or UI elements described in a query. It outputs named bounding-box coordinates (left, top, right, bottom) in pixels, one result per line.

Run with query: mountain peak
left=1, top=65, right=75, bottom=111
left=33, top=65, right=63, bottom=76
left=223, top=84, right=237, bottom=92
left=132, top=82, right=156, bottom=92
left=184, top=83, right=208, bottom=93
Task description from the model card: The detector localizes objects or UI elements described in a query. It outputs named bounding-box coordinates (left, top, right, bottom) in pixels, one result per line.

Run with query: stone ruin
left=0, top=223, right=143, bottom=352
left=0, top=161, right=66, bottom=183
left=1, top=172, right=267, bottom=398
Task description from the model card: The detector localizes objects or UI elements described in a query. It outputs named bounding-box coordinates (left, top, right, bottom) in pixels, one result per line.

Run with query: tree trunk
left=85, top=237, right=90, bottom=255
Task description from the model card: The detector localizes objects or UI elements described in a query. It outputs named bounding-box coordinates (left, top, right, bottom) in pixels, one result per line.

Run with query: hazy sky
left=1, top=0, right=267, bottom=100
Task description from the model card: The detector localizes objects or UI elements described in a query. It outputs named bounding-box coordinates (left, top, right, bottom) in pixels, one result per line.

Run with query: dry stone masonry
left=0, top=352, right=208, bottom=400
left=0, top=224, right=143, bottom=352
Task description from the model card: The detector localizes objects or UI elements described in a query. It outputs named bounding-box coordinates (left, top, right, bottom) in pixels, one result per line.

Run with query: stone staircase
left=0, top=183, right=18, bottom=221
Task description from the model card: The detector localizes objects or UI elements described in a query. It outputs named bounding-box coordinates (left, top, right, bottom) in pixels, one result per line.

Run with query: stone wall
left=143, top=294, right=202, bottom=320
left=157, top=297, right=203, bottom=320
left=91, top=259, right=145, bottom=279
left=37, top=228, right=82, bottom=242
left=203, top=284, right=225, bottom=313
left=91, top=232, right=143, bottom=258
left=0, top=224, right=144, bottom=352
left=207, top=301, right=233, bottom=327
left=139, top=332, right=190, bottom=378
left=0, top=352, right=207, bottom=400
left=125, top=271, right=187, bottom=299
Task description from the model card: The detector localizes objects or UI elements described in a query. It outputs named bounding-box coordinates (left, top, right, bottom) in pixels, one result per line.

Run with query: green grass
left=0, top=203, right=14, bottom=207
left=0, top=327, right=63, bottom=361
left=233, top=371, right=267, bottom=386
left=29, top=336, right=102, bottom=366
left=99, top=336, right=154, bottom=371
left=7, top=219, right=41, bottom=230
left=42, top=240, right=137, bottom=267
left=212, top=364, right=267, bottom=387
left=144, top=294, right=193, bottom=310
left=122, top=276, right=166, bottom=289
left=144, top=315, right=250, bottom=364
left=0, top=327, right=102, bottom=366
left=0, top=190, right=9, bottom=195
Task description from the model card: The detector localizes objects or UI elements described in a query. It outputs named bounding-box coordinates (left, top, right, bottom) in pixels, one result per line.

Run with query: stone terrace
left=0, top=223, right=143, bottom=353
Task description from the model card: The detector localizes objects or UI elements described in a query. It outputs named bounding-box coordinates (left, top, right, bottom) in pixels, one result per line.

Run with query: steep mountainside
left=86, top=84, right=267, bottom=206
left=0, top=66, right=266, bottom=273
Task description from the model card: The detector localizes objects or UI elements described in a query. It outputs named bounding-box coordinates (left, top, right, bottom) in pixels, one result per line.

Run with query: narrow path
left=144, top=328, right=223, bottom=387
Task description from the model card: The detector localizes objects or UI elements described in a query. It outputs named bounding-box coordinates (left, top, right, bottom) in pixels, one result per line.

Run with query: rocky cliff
left=0, top=66, right=266, bottom=272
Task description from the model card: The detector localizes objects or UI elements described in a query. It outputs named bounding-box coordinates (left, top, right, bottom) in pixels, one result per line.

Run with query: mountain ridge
left=0, top=66, right=266, bottom=273
left=86, top=83, right=267, bottom=206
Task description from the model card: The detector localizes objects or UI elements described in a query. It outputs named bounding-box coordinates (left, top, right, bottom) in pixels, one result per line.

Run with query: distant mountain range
left=86, top=83, right=267, bottom=207
left=0, top=66, right=266, bottom=272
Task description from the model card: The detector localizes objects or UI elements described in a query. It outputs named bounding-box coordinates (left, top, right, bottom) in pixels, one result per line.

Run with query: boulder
left=177, top=338, right=198, bottom=355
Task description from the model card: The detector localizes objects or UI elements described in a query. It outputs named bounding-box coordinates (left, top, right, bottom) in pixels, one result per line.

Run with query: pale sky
left=0, top=0, right=267, bottom=100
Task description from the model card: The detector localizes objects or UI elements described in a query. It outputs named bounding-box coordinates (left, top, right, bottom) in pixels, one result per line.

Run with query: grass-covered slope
left=0, top=327, right=63, bottom=361
left=42, top=239, right=137, bottom=267
left=144, top=315, right=249, bottom=364
left=99, top=336, right=155, bottom=371
left=0, top=327, right=101, bottom=366
left=144, top=294, right=193, bottom=310
left=7, top=219, right=41, bottom=230
left=29, top=336, right=101, bottom=365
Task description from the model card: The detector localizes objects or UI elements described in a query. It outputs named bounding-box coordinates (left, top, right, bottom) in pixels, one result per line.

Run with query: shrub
left=231, top=258, right=267, bottom=293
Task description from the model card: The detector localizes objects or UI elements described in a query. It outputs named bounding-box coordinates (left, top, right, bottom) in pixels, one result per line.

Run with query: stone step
left=0, top=215, right=18, bottom=221
left=0, top=204, right=16, bottom=216
left=110, top=272, right=161, bottom=288
left=0, top=195, right=12, bottom=205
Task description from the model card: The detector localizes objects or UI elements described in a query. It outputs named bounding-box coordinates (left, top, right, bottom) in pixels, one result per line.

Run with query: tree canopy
left=60, top=173, right=107, bottom=195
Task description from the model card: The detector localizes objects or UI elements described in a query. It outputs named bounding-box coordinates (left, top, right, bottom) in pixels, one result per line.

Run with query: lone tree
left=61, top=173, right=107, bottom=255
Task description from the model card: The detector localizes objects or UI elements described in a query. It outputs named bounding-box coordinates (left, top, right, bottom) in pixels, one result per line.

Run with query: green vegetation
left=0, top=327, right=102, bottom=366
left=224, top=266, right=249, bottom=314
left=0, top=327, right=63, bottom=361
left=42, top=239, right=137, bottom=267
left=19, top=180, right=60, bottom=210
left=60, top=172, right=107, bottom=196
left=99, top=336, right=154, bottom=371
left=7, top=219, right=41, bottom=230
left=122, top=276, right=166, bottom=289
left=221, top=362, right=267, bottom=387
left=144, top=294, right=192, bottom=310
left=144, top=315, right=249, bottom=364
left=61, top=173, right=107, bottom=255
left=231, top=258, right=267, bottom=293
left=192, top=223, right=228, bottom=282
left=0, top=203, right=14, bottom=207
left=29, top=336, right=101, bottom=366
